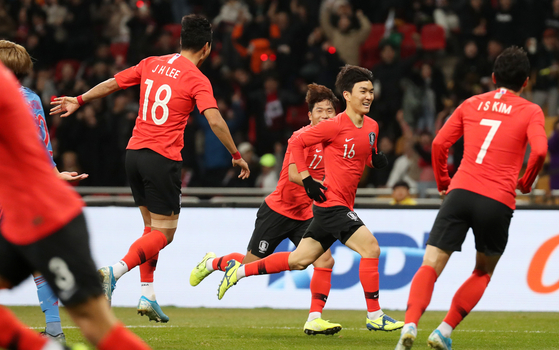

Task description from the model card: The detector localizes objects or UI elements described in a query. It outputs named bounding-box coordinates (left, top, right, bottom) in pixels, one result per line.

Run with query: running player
left=395, top=46, right=548, bottom=350
left=190, top=83, right=342, bottom=335
left=50, top=15, right=250, bottom=323
left=0, top=61, right=151, bottom=350
left=0, top=39, right=88, bottom=343
left=217, top=65, right=404, bottom=332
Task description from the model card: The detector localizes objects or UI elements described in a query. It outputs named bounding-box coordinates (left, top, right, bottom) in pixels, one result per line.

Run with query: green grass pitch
left=8, top=306, right=558, bottom=350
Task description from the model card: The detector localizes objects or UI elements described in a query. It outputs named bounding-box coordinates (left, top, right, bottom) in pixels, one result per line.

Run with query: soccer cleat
left=427, top=329, right=452, bottom=350
left=190, top=252, right=217, bottom=286
left=366, top=313, right=405, bottom=332
left=40, top=331, right=66, bottom=344
left=98, top=266, right=116, bottom=304
left=303, top=318, right=342, bottom=335
left=217, top=259, right=240, bottom=300
left=395, top=324, right=417, bottom=350
left=137, top=296, right=169, bottom=323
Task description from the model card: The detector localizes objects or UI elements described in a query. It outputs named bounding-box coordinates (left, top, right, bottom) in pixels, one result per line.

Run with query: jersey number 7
left=142, top=79, right=172, bottom=125
left=476, top=118, right=502, bottom=164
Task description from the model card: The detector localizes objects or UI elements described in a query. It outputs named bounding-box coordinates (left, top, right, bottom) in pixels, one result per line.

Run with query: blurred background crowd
left=1, top=0, right=558, bottom=202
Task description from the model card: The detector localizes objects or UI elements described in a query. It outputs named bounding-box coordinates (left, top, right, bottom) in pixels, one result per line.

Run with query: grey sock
left=46, top=321, right=63, bottom=336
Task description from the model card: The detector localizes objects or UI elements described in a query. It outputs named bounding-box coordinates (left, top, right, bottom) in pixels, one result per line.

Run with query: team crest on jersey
left=259, top=240, right=269, bottom=254
left=369, top=132, right=376, bottom=146
left=347, top=211, right=359, bottom=221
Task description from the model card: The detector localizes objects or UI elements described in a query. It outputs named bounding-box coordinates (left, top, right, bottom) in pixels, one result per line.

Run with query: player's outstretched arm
left=203, top=108, right=250, bottom=179
left=50, top=78, right=121, bottom=117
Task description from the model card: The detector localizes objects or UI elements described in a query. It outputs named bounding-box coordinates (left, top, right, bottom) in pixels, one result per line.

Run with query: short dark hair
left=335, top=64, right=374, bottom=95
left=306, top=83, right=338, bottom=112
left=493, top=46, right=529, bottom=91
left=180, top=14, right=212, bottom=52
left=393, top=180, right=410, bottom=190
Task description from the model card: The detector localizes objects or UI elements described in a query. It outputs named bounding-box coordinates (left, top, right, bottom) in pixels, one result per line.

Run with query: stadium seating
left=398, top=23, right=417, bottom=58
left=359, top=24, right=385, bottom=68
left=110, top=42, right=130, bottom=63
left=420, top=24, right=446, bottom=51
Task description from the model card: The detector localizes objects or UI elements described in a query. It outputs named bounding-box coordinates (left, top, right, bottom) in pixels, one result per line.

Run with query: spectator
left=452, top=40, right=488, bottom=101
left=458, top=0, right=492, bottom=51
left=247, top=74, right=288, bottom=154
left=226, top=141, right=260, bottom=187
left=387, top=113, right=420, bottom=190
left=255, top=153, right=278, bottom=189
left=366, top=136, right=397, bottom=188
left=548, top=119, right=559, bottom=191
left=372, top=41, right=420, bottom=137
left=488, top=0, right=522, bottom=47
left=319, top=1, right=371, bottom=65
left=196, top=96, right=246, bottom=187
left=390, top=180, right=417, bottom=205
left=545, top=0, right=559, bottom=33
left=414, top=130, right=436, bottom=198
left=531, top=28, right=559, bottom=117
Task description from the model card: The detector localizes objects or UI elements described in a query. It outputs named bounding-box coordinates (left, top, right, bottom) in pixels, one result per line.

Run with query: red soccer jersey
left=432, top=89, right=548, bottom=209
left=265, top=125, right=325, bottom=221
left=0, top=63, right=83, bottom=245
left=289, top=112, right=379, bottom=210
left=115, top=53, right=218, bottom=161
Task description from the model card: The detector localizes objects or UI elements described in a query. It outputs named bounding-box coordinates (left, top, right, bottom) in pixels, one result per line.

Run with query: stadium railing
left=75, top=187, right=559, bottom=208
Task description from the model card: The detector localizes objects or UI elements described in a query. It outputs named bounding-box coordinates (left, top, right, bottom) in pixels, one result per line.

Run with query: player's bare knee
left=313, top=255, right=334, bottom=269
left=163, top=231, right=175, bottom=244
left=360, top=245, right=380, bottom=259
left=290, top=256, right=314, bottom=270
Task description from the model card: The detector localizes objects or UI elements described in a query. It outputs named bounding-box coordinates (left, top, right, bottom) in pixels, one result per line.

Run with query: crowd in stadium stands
left=1, top=0, right=559, bottom=199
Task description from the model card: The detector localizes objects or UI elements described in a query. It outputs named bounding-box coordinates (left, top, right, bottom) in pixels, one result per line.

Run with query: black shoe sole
left=304, top=326, right=342, bottom=335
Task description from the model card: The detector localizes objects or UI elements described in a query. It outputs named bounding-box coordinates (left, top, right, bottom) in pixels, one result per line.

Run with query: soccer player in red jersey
left=217, top=65, right=404, bottom=332
left=51, top=15, right=250, bottom=323
left=190, top=84, right=343, bottom=335
left=0, top=62, right=151, bottom=350
left=395, top=47, right=548, bottom=350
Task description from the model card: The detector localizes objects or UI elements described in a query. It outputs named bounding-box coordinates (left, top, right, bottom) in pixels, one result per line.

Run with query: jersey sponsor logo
left=368, top=132, right=376, bottom=146
left=258, top=240, right=269, bottom=254
left=345, top=138, right=354, bottom=142
left=315, top=149, right=322, bottom=153
left=347, top=211, right=359, bottom=221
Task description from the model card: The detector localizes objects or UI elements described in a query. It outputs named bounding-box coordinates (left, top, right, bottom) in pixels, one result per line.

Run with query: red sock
left=405, top=265, right=438, bottom=325
left=122, top=230, right=167, bottom=271
left=0, top=305, right=47, bottom=350
left=443, top=269, right=490, bottom=328
left=309, top=267, right=332, bottom=313
left=139, top=227, right=157, bottom=283
left=98, top=323, right=150, bottom=350
left=212, top=253, right=245, bottom=271
left=245, top=252, right=291, bottom=276
left=360, top=258, right=381, bottom=312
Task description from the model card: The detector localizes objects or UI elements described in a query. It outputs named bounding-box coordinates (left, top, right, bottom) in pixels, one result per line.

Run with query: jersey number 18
left=142, top=78, right=172, bottom=125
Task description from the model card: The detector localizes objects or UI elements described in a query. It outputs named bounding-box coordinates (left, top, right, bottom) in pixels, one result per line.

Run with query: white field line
left=29, top=325, right=556, bottom=334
